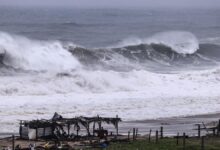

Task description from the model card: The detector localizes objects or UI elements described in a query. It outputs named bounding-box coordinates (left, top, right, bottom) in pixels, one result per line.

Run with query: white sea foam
left=0, top=32, right=80, bottom=72
left=0, top=31, right=220, bottom=133
left=118, top=31, right=199, bottom=54
left=1, top=68, right=220, bottom=132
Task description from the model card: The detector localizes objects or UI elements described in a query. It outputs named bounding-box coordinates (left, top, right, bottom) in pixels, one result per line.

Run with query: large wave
left=67, top=31, right=219, bottom=70
left=0, top=31, right=219, bottom=72
left=1, top=31, right=220, bottom=130
left=0, top=32, right=80, bottom=72
left=117, top=31, right=199, bottom=54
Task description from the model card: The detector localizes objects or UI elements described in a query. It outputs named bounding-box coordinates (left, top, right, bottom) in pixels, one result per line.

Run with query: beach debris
left=19, top=113, right=121, bottom=141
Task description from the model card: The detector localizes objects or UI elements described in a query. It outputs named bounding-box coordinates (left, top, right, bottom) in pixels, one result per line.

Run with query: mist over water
left=0, top=7, right=220, bottom=132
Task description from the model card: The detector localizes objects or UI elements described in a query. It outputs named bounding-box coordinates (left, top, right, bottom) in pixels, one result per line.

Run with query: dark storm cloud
left=0, top=0, right=219, bottom=8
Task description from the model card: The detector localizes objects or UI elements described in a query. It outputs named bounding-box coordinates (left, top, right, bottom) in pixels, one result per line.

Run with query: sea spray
left=0, top=32, right=80, bottom=72
left=117, top=31, right=199, bottom=54
left=147, top=31, right=199, bottom=54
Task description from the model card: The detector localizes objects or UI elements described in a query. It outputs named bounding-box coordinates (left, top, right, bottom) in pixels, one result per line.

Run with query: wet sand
left=120, top=112, right=220, bottom=136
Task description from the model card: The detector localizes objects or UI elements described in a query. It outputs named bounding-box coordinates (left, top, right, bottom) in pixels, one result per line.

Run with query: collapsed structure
left=19, top=113, right=121, bottom=140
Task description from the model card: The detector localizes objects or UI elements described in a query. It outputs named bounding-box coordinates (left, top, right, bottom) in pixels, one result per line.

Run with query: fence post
left=136, top=128, right=138, bottom=139
left=19, top=121, right=22, bottom=139
left=201, top=136, right=205, bottom=150
left=128, top=131, right=130, bottom=140
left=133, top=128, right=136, bottom=141
left=116, top=115, right=119, bottom=137
left=12, top=135, right=15, bottom=150
left=148, top=129, right=152, bottom=143
left=36, top=128, right=38, bottom=140
left=213, top=128, right=216, bottom=136
left=156, top=130, right=158, bottom=144
left=176, top=132, right=179, bottom=145
left=218, top=119, right=220, bottom=135
left=198, top=124, right=201, bottom=138
left=160, top=126, right=163, bottom=139
left=183, top=133, right=186, bottom=150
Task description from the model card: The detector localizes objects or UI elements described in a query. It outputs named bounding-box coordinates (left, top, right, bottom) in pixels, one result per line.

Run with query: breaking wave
left=117, top=31, right=199, bottom=54
left=0, top=32, right=80, bottom=72
left=0, top=31, right=219, bottom=72
left=69, top=44, right=220, bottom=71
left=0, top=31, right=220, bottom=125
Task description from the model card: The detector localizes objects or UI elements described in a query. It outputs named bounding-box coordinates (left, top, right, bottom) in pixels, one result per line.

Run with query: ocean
left=0, top=7, right=220, bottom=132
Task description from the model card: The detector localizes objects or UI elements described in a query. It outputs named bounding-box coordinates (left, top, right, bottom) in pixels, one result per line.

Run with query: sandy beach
left=1, top=112, right=219, bottom=139
left=121, top=112, right=220, bottom=136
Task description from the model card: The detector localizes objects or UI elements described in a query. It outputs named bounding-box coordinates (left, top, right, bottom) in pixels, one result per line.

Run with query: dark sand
left=120, top=112, right=220, bottom=136
left=0, top=113, right=220, bottom=148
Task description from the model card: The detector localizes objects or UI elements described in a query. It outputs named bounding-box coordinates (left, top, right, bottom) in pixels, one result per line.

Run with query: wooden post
left=116, top=115, right=119, bottom=136
left=148, top=129, right=152, bottom=143
left=160, top=126, right=163, bottom=139
left=136, top=128, right=138, bottom=139
left=77, top=127, right=79, bottom=137
left=183, top=133, right=186, bottom=150
left=156, top=130, right=158, bottom=144
left=133, top=128, right=136, bottom=141
left=36, top=128, right=38, bottom=140
left=176, top=132, right=179, bottom=145
left=218, top=119, right=220, bottom=135
left=67, top=123, right=70, bottom=136
left=201, top=136, right=205, bottom=150
left=97, top=115, right=101, bottom=130
left=128, top=131, right=130, bottom=140
left=198, top=124, right=201, bottom=138
left=86, top=121, right=90, bottom=136
left=19, top=121, right=22, bottom=139
left=43, top=128, right=46, bottom=137
left=213, top=128, right=216, bottom=136
left=98, top=122, right=101, bottom=130
left=116, top=121, right=118, bottom=136
left=12, top=135, right=15, bottom=150
left=93, top=122, right=95, bottom=136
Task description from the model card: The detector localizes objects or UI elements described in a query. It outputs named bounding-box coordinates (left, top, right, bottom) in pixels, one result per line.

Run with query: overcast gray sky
left=0, top=0, right=219, bottom=8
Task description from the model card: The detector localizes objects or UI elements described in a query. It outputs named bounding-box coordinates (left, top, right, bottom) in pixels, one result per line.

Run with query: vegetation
left=96, top=137, right=220, bottom=150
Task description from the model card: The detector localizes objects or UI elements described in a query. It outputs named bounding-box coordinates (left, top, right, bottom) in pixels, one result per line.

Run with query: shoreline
left=1, top=112, right=219, bottom=138
left=120, top=112, right=220, bottom=136
left=127, top=112, right=220, bottom=123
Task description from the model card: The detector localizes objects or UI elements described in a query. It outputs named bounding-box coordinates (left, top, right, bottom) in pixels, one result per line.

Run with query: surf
left=117, top=31, right=199, bottom=54
left=0, top=32, right=80, bottom=72
left=0, top=31, right=219, bottom=73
